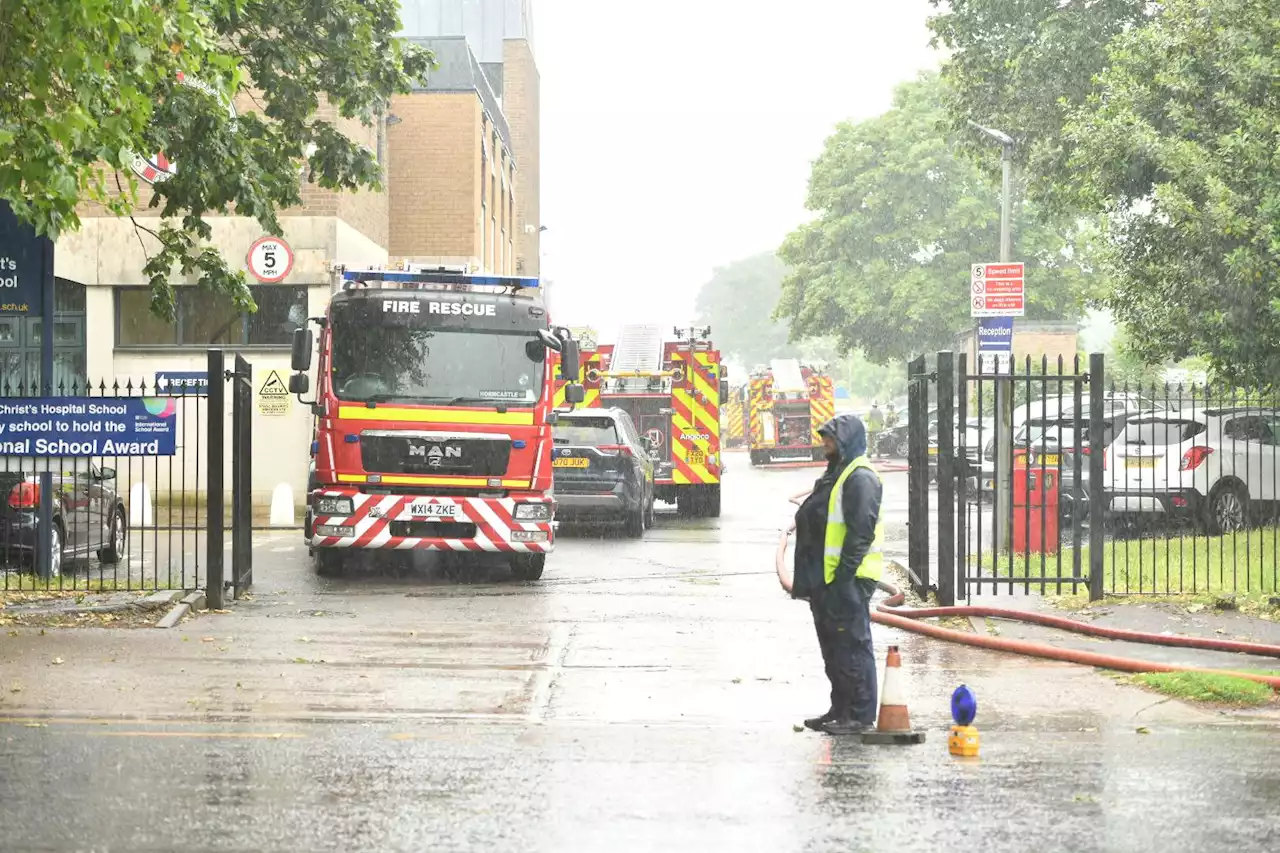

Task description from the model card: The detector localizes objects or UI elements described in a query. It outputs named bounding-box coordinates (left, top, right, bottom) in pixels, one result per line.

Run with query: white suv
left=1103, top=408, right=1280, bottom=533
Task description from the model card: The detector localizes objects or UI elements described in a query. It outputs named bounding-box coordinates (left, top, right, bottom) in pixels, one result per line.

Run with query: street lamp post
left=968, top=120, right=1016, bottom=551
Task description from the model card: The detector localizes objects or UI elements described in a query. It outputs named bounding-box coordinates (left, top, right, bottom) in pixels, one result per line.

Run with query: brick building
left=391, top=0, right=541, bottom=274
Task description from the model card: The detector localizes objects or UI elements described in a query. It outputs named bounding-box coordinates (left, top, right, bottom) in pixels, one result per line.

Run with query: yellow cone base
left=948, top=725, right=980, bottom=757
left=861, top=729, right=926, bottom=745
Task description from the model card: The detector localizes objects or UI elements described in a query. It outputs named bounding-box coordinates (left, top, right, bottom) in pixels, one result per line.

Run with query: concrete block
left=270, top=483, right=295, bottom=526
left=181, top=591, right=207, bottom=611
left=154, top=602, right=190, bottom=629
left=129, top=482, right=153, bottom=527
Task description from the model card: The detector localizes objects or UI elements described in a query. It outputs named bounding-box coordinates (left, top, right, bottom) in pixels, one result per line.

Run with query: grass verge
left=968, top=527, right=1280, bottom=600
left=1135, top=671, right=1274, bottom=707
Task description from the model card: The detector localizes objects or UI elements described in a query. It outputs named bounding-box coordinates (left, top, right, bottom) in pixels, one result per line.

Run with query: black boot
left=803, top=709, right=836, bottom=731
left=821, top=716, right=870, bottom=736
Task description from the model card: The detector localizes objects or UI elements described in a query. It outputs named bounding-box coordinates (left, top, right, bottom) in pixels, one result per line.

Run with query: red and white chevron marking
left=310, top=491, right=554, bottom=553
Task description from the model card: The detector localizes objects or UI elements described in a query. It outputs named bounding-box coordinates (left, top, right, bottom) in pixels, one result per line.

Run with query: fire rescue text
left=382, top=300, right=497, bottom=317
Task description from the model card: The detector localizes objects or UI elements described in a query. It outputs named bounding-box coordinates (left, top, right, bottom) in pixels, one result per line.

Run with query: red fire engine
left=554, top=325, right=724, bottom=517
left=289, top=265, right=584, bottom=581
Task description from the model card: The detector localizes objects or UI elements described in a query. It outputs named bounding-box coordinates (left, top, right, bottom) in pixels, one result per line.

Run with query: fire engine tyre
left=315, top=549, right=346, bottom=577
left=624, top=503, right=645, bottom=538
left=702, top=486, right=722, bottom=518
left=1207, top=481, right=1250, bottom=535
left=510, top=553, right=546, bottom=581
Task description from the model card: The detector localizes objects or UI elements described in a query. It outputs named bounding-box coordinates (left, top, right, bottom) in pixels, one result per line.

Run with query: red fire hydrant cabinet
left=1012, top=449, right=1060, bottom=555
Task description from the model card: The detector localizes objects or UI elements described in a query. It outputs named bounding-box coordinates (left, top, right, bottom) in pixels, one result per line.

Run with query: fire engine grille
left=360, top=433, right=511, bottom=477
left=389, top=521, right=479, bottom=539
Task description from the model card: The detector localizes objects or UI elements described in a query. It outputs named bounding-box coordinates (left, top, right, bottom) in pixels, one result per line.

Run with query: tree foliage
left=1062, top=0, right=1280, bottom=387
left=776, top=73, right=1104, bottom=365
left=695, top=252, right=800, bottom=369
left=926, top=0, right=1152, bottom=214
left=0, top=0, right=431, bottom=318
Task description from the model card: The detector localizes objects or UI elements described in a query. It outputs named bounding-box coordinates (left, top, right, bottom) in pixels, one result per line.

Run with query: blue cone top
left=951, top=685, right=977, bottom=726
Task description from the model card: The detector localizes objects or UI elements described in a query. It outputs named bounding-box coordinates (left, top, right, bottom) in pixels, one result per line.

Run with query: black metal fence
left=1094, top=377, right=1280, bottom=598
left=0, top=376, right=208, bottom=594
left=913, top=351, right=1280, bottom=602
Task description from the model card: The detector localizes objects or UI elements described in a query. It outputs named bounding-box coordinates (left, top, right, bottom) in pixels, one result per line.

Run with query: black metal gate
left=206, top=349, right=254, bottom=609
left=906, top=355, right=932, bottom=600
left=913, top=350, right=1105, bottom=604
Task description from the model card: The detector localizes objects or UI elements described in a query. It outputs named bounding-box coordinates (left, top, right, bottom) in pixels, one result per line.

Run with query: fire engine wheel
left=702, top=486, right=722, bottom=518
left=315, top=549, right=346, bottom=577
left=510, top=553, right=546, bottom=581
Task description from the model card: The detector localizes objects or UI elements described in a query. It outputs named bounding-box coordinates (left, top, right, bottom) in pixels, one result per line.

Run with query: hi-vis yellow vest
left=824, top=455, right=884, bottom=584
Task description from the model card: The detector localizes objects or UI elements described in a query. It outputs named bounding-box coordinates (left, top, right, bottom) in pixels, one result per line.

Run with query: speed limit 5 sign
left=247, top=236, right=294, bottom=283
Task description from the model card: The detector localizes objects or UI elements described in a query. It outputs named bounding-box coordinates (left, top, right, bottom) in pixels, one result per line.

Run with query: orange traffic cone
left=862, top=645, right=926, bottom=745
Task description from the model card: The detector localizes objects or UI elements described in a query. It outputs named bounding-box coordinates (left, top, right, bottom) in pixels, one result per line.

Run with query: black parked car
left=0, top=460, right=129, bottom=577
left=551, top=409, right=655, bottom=537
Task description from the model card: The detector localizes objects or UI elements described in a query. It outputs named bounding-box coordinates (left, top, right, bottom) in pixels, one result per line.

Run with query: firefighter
left=791, top=413, right=884, bottom=735
left=866, top=401, right=884, bottom=457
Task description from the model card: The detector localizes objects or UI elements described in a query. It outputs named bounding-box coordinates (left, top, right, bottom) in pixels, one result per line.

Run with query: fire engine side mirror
left=291, top=328, right=313, bottom=371
left=564, top=384, right=586, bottom=405
left=559, top=338, right=581, bottom=382
left=288, top=373, right=310, bottom=395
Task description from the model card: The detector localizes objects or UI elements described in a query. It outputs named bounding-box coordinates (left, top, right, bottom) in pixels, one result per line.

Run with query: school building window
left=115, top=285, right=309, bottom=348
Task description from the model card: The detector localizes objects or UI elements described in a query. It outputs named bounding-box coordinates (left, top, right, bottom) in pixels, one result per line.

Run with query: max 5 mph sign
left=971, top=262, right=1025, bottom=318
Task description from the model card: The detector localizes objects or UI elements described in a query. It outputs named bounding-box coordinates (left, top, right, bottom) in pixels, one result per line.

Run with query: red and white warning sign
left=970, top=262, right=1024, bottom=317
left=247, top=236, right=294, bottom=283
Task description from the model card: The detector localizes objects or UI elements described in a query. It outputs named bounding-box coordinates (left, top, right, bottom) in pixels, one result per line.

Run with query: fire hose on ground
left=774, top=526, right=1280, bottom=691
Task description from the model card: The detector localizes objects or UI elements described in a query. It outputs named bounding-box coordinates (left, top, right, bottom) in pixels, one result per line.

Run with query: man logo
left=409, top=444, right=463, bottom=467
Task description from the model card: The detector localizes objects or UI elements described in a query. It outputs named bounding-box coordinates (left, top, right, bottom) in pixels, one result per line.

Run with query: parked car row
left=950, top=400, right=1280, bottom=535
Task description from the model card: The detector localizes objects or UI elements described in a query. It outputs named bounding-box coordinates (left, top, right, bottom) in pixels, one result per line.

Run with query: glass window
left=1121, top=418, right=1206, bottom=446
left=553, top=417, right=619, bottom=447
left=115, top=286, right=308, bottom=347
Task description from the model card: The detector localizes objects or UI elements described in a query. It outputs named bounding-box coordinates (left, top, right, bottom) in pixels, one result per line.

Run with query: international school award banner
left=0, top=398, right=178, bottom=456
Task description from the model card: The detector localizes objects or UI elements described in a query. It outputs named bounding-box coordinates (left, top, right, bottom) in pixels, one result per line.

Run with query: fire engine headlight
left=315, top=496, right=354, bottom=516
left=514, top=503, right=551, bottom=521
left=315, top=524, right=355, bottom=538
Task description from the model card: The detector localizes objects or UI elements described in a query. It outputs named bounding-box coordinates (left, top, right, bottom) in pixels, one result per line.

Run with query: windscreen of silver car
left=553, top=418, right=620, bottom=447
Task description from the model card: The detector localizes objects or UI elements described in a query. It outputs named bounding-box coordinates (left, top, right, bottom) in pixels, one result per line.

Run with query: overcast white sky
left=535, top=0, right=941, bottom=338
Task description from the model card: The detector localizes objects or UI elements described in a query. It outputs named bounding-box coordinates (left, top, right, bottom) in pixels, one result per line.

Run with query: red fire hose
left=774, top=527, right=1280, bottom=690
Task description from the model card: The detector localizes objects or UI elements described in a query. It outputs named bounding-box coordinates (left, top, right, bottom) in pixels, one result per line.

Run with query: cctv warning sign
left=257, top=369, right=291, bottom=417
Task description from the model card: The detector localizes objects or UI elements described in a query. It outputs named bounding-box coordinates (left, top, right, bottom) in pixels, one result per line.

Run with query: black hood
left=818, top=413, right=867, bottom=463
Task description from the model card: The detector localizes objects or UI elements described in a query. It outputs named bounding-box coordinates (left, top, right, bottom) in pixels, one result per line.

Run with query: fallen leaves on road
left=50, top=657, right=64, bottom=666
left=1136, top=726, right=1151, bottom=735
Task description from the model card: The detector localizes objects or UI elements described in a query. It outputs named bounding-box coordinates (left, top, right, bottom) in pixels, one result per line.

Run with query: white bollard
left=129, top=482, right=154, bottom=528
left=269, top=483, right=295, bottom=526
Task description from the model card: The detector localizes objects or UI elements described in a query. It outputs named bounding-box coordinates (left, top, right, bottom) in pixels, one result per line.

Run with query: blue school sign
left=0, top=398, right=178, bottom=456
left=0, top=200, right=49, bottom=316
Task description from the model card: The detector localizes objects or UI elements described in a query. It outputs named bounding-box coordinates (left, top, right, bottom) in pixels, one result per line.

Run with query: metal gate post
left=956, top=353, right=969, bottom=601
left=936, top=352, right=956, bottom=607
left=1088, top=353, right=1106, bottom=601
left=906, top=355, right=930, bottom=598
left=232, top=354, right=253, bottom=597
left=206, top=348, right=225, bottom=610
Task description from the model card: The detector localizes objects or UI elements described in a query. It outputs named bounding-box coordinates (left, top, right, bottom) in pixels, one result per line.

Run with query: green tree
left=695, top=252, right=799, bottom=368
left=0, top=0, right=431, bottom=318
left=1063, top=0, right=1280, bottom=386
left=776, top=73, right=1104, bottom=365
left=926, top=0, right=1152, bottom=214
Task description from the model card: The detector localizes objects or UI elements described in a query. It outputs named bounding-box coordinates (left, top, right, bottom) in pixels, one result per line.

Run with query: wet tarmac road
left=2, top=453, right=1279, bottom=852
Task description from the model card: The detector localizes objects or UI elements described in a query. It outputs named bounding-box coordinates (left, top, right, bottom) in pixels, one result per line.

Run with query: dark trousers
left=809, top=577, right=879, bottom=724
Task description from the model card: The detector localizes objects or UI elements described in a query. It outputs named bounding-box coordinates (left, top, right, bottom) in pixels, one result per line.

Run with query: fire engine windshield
left=328, top=323, right=547, bottom=406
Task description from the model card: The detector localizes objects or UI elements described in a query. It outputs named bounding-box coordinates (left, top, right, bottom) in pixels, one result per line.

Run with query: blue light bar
left=341, top=269, right=540, bottom=289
